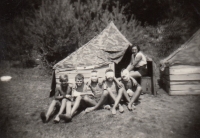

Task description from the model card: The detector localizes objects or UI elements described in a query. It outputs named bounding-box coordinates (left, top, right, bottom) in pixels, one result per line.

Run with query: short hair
left=132, top=45, right=140, bottom=52
left=59, top=74, right=68, bottom=81
left=91, top=70, right=98, bottom=73
left=75, top=73, right=84, bottom=80
left=105, top=68, right=114, bottom=74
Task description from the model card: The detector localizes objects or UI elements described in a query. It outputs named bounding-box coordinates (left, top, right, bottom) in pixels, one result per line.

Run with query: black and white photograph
left=0, top=0, right=200, bottom=138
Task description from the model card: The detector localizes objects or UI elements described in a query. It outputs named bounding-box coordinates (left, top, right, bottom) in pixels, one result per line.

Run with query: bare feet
left=127, top=103, right=132, bottom=111
left=53, top=115, right=60, bottom=123
left=104, top=105, right=111, bottom=110
left=111, top=108, right=117, bottom=115
left=119, top=105, right=124, bottom=113
left=40, top=112, right=47, bottom=123
left=128, top=103, right=136, bottom=111
left=85, top=107, right=95, bottom=113
left=59, top=114, right=72, bottom=122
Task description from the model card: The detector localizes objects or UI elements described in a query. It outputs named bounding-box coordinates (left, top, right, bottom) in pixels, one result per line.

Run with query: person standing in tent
left=126, top=45, right=147, bottom=79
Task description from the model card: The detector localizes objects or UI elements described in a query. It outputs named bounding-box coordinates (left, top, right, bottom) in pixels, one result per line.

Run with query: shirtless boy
left=85, top=69, right=124, bottom=115
left=59, top=73, right=96, bottom=122
left=40, top=74, right=71, bottom=123
left=120, top=69, right=142, bottom=110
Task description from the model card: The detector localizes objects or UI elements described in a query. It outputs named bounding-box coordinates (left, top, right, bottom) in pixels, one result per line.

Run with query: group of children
left=40, top=68, right=142, bottom=123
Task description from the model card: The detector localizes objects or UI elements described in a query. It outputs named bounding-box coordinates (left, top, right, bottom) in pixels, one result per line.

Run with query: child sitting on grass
left=87, top=70, right=104, bottom=102
left=40, top=74, right=71, bottom=123
left=59, top=73, right=97, bottom=122
left=119, top=69, right=142, bottom=110
left=85, top=69, right=125, bottom=115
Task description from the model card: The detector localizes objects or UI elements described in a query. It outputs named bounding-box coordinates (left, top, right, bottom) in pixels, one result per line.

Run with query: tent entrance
left=115, top=46, right=132, bottom=77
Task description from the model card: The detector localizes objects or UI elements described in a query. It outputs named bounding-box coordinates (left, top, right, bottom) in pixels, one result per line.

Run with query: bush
left=2, top=0, right=200, bottom=68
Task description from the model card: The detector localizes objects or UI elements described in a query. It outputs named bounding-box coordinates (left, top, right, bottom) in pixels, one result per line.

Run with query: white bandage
left=105, top=72, right=114, bottom=78
left=121, top=69, right=130, bottom=81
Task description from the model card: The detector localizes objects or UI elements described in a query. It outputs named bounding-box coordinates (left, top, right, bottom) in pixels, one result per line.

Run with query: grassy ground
left=0, top=63, right=200, bottom=138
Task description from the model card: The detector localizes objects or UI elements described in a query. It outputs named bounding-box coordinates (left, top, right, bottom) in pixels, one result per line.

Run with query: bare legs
left=110, top=88, right=124, bottom=114
left=85, top=88, right=125, bottom=115
left=59, top=95, right=97, bottom=122
left=40, top=99, right=66, bottom=123
left=129, top=71, right=141, bottom=78
left=128, top=86, right=142, bottom=110
left=85, top=90, right=109, bottom=113
left=54, top=98, right=67, bottom=122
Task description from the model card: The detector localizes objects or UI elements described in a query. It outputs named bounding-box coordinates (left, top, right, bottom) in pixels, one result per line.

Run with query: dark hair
left=91, top=70, right=98, bottom=73
left=132, top=45, right=140, bottom=52
left=59, top=74, right=68, bottom=81
left=75, top=73, right=84, bottom=80
left=105, top=68, right=114, bottom=73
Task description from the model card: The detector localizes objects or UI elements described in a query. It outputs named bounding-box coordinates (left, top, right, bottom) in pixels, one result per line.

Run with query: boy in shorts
left=119, top=69, right=142, bottom=110
left=40, top=74, right=71, bottom=123
left=87, top=70, right=104, bottom=102
left=59, top=73, right=97, bottom=122
left=85, top=69, right=124, bottom=115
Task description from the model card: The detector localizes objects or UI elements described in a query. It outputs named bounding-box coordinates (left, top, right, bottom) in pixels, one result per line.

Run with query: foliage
left=1, top=0, right=200, bottom=68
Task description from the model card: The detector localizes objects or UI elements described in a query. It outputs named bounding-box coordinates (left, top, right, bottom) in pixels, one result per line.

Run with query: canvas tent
left=50, top=21, right=133, bottom=96
left=160, top=29, right=200, bottom=95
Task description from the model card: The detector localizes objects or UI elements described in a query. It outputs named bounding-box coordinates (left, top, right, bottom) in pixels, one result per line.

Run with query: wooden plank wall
left=160, top=65, right=200, bottom=95
left=55, top=63, right=114, bottom=84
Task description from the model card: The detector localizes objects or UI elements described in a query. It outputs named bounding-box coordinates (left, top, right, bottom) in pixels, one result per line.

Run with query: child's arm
left=54, top=87, right=64, bottom=100
left=130, top=77, right=139, bottom=87
left=114, top=77, right=123, bottom=88
left=65, top=85, right=72, bottom=99
left=86, top=79, right=95, bottom=93
left=131, top=54, right=142, bottom=68
left=87, top=84, right=95, bottom=94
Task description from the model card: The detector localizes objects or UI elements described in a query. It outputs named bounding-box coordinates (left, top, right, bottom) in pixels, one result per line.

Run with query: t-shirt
left=132, top=51, right=147, bottom=68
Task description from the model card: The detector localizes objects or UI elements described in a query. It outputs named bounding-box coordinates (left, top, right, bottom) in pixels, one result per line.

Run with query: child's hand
left=117, top=82, right=124, bottom=88
left=114, top=77, right=123, bottom=88
left=65, top=95, right=71, bottom=98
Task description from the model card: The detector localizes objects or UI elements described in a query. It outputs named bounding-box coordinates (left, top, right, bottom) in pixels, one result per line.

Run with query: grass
left=0, top=62, right=200, bottom=138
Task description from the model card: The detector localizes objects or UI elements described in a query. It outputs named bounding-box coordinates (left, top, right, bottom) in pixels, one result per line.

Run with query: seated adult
left=126, top=45, right=147, bottom=78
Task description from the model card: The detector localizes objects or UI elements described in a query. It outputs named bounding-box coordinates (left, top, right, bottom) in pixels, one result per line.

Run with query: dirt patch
left=0, top=67, right=200, bottom=138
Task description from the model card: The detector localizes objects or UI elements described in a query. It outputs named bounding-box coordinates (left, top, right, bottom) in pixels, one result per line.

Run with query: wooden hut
left=160, top=29, right=200, bottom=95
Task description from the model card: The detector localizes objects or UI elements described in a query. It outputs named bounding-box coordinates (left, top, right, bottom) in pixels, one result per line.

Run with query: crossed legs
left=127, top=86, right=142, bottom=110
left=85, top=90, right=109, bottom=113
